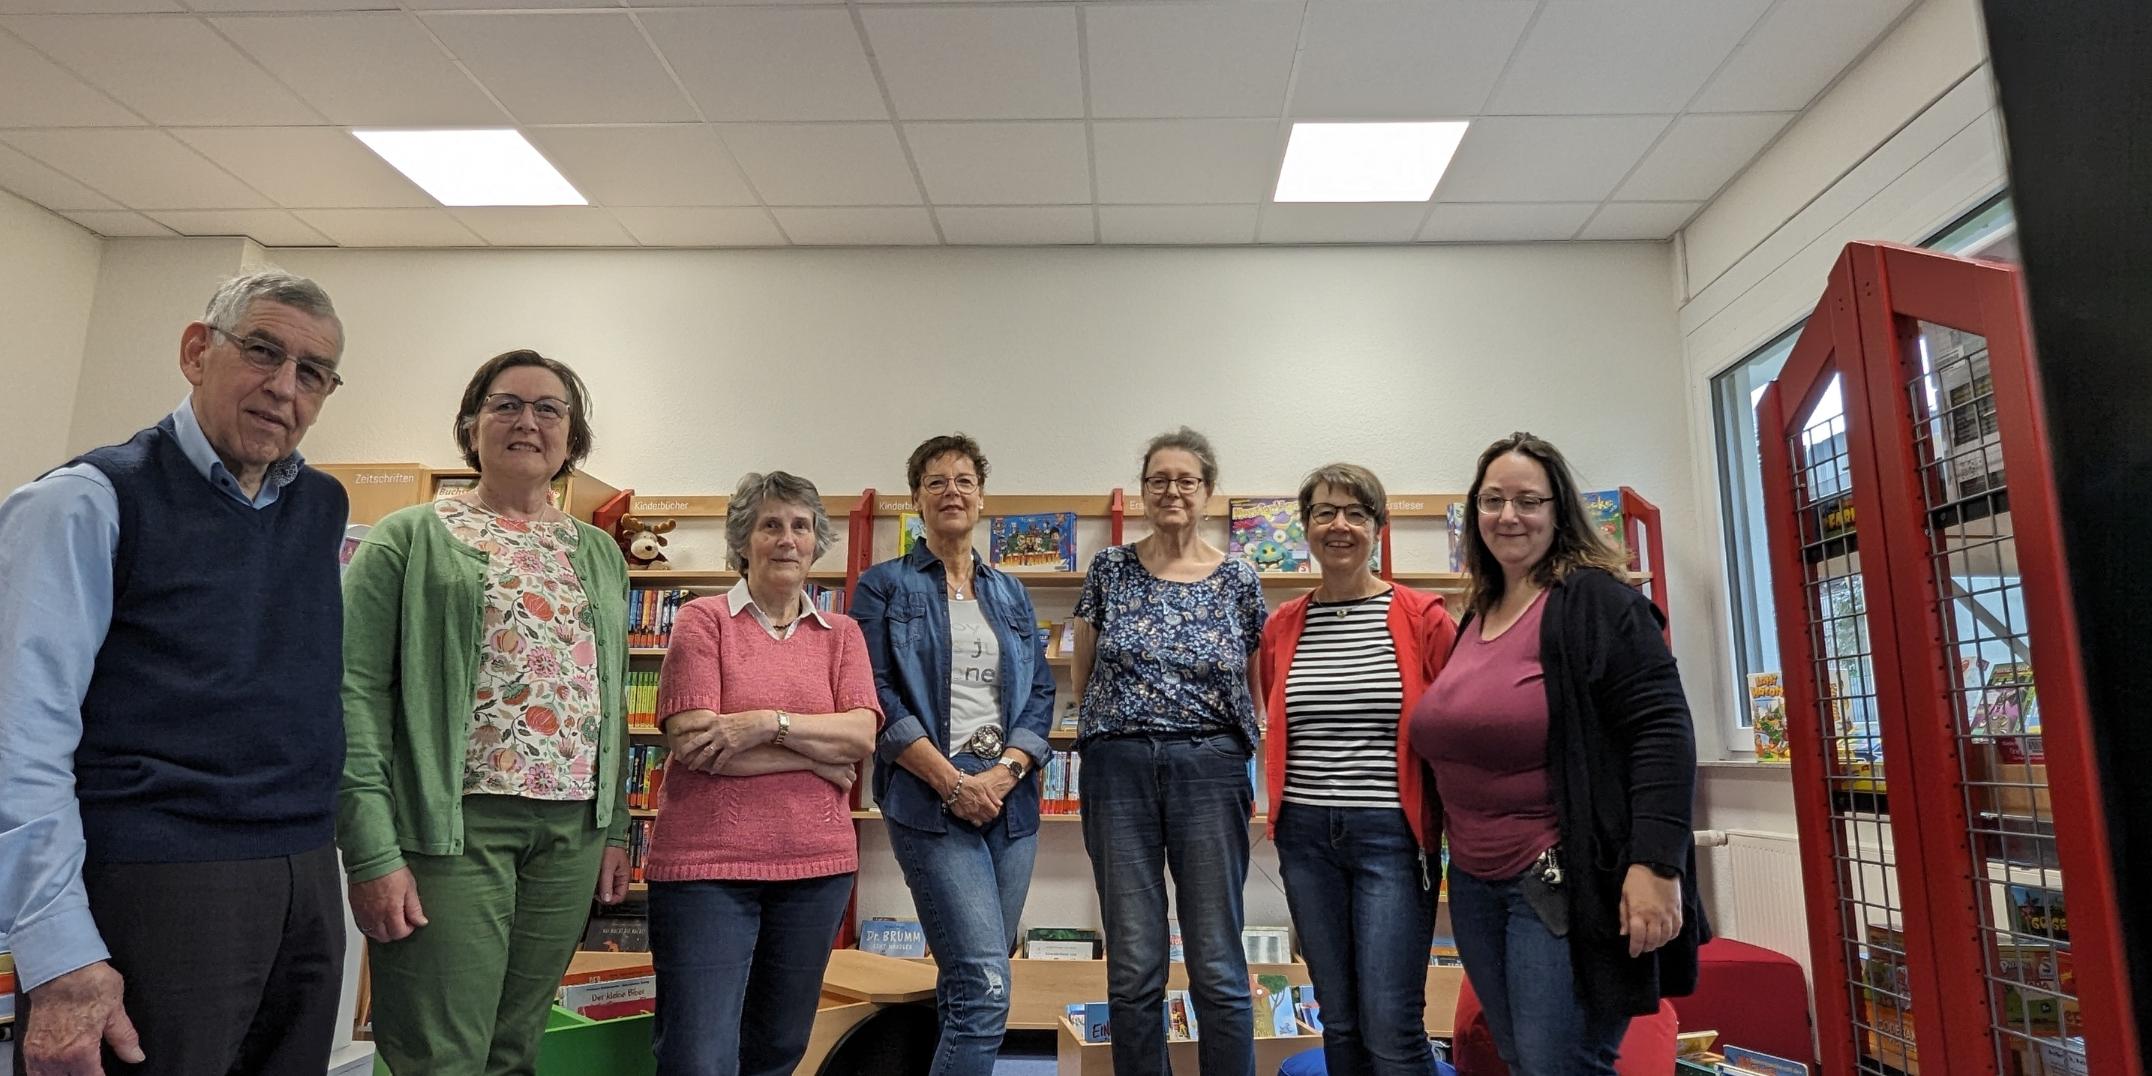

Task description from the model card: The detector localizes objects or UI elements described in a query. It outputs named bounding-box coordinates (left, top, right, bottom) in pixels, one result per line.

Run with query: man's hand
left=350, top=866, right=429, bottom=943
left=595, top=846, right=632, bottom=904
left=23, top=961, right=144, bottom=1076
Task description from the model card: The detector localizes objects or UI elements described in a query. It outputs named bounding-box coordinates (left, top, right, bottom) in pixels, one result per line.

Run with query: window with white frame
left=1712, top=195, right=2017, bottom=753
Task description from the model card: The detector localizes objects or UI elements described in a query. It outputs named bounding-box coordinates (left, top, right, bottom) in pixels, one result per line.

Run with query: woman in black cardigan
left=1408, top=432, right=1706, bottom=1075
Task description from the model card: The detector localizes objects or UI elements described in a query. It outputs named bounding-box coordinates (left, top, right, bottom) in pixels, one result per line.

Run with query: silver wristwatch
left=996, top=757, right=1027, bottom=781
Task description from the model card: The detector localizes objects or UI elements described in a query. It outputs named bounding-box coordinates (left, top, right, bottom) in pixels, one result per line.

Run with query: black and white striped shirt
left=1282, top=590, right=1403, bottom=809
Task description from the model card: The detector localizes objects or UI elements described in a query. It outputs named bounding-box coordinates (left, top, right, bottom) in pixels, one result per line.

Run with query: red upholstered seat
left=1449, top=976, right=1678, bottom=1076
left=1447, top=938, right=1816, bottom=1074
left=1666, top=938, right=1815, bottom=1069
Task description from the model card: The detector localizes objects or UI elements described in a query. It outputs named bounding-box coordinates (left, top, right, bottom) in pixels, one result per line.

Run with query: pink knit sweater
left=646, top=596, right=881, bottom=882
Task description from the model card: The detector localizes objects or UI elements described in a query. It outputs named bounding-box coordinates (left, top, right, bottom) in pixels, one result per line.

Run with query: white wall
left=1672, top=0, right=2003, bottom=833
left=0, top=189, right=102, bottom=490
left=70, top=240, right=1704, bottom=935
left=67, top=237, right=264, bottom=455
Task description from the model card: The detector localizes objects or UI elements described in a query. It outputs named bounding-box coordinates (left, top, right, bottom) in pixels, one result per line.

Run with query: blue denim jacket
left=853, top=543, right=1057, bottom=836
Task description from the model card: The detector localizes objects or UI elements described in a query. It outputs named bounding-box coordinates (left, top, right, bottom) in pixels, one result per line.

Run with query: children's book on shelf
left=558, top=972, right=656, bottom=1021
left=1583, top=489, right=1624, bottom=552
left=1164, top=990, right=1199, bottom=1041
left=1749, top=672, right=1790, bottom=761
left=990, top=512, right=1077, bottom=573
left=1082, top=1002, right=1112, bottom=1043
left=1718, top=1044, right=1808, bottom=1076
left=1429, top=935, right=1462, bottom=967
left=897, top=512, right=926, bottom=556
left=1227, top=497, right=1310, bottom=574
left=0, top=950, right=14, bottom=1023
left=628, top=587, right=693, bottom=649
left=626, top=743, right=669, bottom=810
left=859, top=917, right=929, bottom=958
left=1974, top=661, right=2043, bottom=762
left=1251, top=973, right=1297, bottom=1037
left=1292, top=984, right=1321, bottom=1033
left=1025, top=926, right=1102, bottom=960
left=580, top=915, right=649, bottom=953
left=1169, top=919, right=1184, bottom=963
left=2008, top=884, right=2068, bottom=943
left=1241, top=926, right=1291, bottom=965
left=1446, top=501, right=1466, bottom=572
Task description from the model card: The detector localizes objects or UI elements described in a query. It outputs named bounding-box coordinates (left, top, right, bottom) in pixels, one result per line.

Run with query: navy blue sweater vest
left=71, top=417, right=346, bottom=863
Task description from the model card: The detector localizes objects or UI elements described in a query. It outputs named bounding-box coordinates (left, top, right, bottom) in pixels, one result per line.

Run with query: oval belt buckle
left=967, top=725, right=1006, bottom=759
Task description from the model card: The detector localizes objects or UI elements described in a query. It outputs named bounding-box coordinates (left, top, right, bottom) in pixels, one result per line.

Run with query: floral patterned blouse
left=1074, top=544, right=1269, bottom=751
left=438, top=497, right=602, bottom=801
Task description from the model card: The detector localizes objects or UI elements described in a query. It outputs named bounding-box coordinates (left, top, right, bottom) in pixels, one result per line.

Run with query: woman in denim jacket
left=851, top=433, right=1057, bottom=1076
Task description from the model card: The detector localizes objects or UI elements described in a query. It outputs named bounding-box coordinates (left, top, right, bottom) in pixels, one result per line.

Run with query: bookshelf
left=588, top=480, right=1667, bottom=1026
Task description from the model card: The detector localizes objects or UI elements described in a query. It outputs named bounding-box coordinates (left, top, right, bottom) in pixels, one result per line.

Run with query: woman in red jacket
left=1257, top=463, right=1457, bottom=1076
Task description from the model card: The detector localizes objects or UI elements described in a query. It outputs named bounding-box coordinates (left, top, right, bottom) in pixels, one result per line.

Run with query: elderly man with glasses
left=0, top=270, right=352, bottom=1076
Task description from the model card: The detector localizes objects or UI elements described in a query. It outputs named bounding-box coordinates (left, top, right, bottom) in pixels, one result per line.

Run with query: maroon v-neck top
left=1410, top=589, right=1561, bottom=880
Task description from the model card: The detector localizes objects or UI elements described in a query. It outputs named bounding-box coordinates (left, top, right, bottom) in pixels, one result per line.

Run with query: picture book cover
left=990, top=512, right=1077, bottom=572
left=1976, top=662, right=2044, bottom=763
left=1749, top=672, right=1790, bottom=761
left=1083, top=1002, right=1112, bottom=1043
left=1164, top=990, right=1198, bottom=1041
left=1582, top=488, right=1624, bottom=553
left=1719, top=1045, right=1809, bottom=1076
left=858, top=918, right=928, bottom=958
left=2008, top=885, right=2069, bottom=944
left=1293, top=985, right=1322, bottom=1033
left=1254, top=974, right=1296, bottom=1037
left=1446, top=500, right=1466, bottom=572
left=897, top=512, right=926, bottom=556
left=1228, top=497, right=1310, bottom=574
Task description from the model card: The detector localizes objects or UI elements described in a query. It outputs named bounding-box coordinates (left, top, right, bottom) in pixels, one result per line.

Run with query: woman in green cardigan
left=339, top=350, right=633, bottom=1075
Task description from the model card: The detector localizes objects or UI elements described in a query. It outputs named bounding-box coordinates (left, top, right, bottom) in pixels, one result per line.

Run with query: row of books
left=626, top=670, right=661, bottom=730
left=889, top=493, right=1626, bottom=579
left=856, top=920, right=1292, bottom=965
left=628, top=583, right=849, bottom=653
left=628, top=587, right=694, bottom=649
left=1065, top=980, right=1321, bottom=1045
left=625, top=743, right=670, bottom=810
left=0, top=949, right=14, bottom=1024
left=625, top=817, right=654, bottom=883
left=1040, top=750, right=1083, bottom=814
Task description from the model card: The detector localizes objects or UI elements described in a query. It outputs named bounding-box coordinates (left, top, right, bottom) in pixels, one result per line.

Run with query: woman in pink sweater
left=648, top=471, right=882, bottom=1076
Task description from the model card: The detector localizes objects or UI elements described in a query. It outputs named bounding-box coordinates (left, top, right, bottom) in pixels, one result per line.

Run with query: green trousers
left=369, top=794, right=606, bottom=1076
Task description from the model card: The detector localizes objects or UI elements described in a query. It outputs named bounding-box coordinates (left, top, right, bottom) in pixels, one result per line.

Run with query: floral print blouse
left=438, top=497, right=602, bottom=801
left=1074, top=544, right=1269, bottom=751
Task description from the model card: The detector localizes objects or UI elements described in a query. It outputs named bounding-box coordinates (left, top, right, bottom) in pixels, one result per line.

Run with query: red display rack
left=1756, top=242, right=2137, bottom=1076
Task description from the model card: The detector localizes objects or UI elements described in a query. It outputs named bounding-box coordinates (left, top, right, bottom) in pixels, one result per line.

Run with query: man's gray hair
left=726, top=471, right=838, bottom=573
left=203, top=269, right=341, bottom=346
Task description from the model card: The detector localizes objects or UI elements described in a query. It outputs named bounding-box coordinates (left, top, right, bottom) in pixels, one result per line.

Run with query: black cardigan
left=1443, top=567, right=1710, bottom=1018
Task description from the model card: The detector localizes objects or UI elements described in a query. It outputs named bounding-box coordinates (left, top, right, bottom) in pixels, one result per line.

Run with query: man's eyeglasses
left=1308, top=504, right=1376, bottom=527
left=1477, top=493, right=1553, bottom=515
left=480, top=393, right=571, bottom=426
left=208, top=325, right=342, bottom=398
left=1143, top=476, right=1204, bottom=496
left=921, top=475, right=979, bottom=496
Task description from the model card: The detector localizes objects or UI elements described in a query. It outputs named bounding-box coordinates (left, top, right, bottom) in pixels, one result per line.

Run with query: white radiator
left=1696, top=829, right=1813, bottom=985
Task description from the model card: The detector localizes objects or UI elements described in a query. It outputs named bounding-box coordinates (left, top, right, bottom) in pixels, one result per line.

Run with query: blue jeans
left=1081, top=732, right=1256, bottom=1076
left=1445, top=866, right=1630, bottom=1076
left=1274, top=804, right=1437, bottom=1076
left=648, top=872, right=854, bottom=1076
left=887, top=811, right=1039, bottom=1076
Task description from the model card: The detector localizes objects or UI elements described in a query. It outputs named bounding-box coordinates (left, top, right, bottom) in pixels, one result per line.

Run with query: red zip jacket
left=1257, top=585, right=1458, bottom=849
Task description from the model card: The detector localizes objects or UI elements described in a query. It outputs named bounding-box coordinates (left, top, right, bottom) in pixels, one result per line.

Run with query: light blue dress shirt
left=0, top=398, right=304, bottom=992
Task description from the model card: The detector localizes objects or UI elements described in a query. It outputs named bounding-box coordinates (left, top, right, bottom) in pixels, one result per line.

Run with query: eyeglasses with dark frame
left=1308, top=503, right=1377, bottom=527
left=207, top=325, right=342, bottom=398
left=1476, top=493, right=1553, bottom=515
left=1142, top=475, right=1205, bottom=496
left=478, top=393, right=571, bottom=426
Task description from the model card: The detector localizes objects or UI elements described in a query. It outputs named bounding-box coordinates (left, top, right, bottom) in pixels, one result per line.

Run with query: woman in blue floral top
left=1072, top=426, right=1269, bottom=1076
